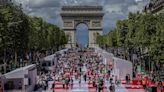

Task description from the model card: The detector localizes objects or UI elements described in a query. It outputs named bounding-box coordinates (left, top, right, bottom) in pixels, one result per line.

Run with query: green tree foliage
left=28, top=17, right=67, bottom=50
left=97, top=12, right=164, bottom=64
left=0, top=4, right=67, bottom=68
left=0, top=4, right=29, bottom=65
left=96, top=33, right=104, bottom=46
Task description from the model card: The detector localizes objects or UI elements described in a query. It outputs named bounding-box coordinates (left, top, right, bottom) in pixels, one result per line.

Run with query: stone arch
left=60, top=6, right=104, bottom=48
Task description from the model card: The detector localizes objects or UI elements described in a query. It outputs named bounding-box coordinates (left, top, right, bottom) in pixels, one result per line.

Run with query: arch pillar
left=64, top=30, right=76, bottom=48
left=89, top=30, right=102, bottom=47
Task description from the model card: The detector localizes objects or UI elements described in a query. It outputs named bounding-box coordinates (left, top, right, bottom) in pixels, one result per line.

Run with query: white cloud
left=104, top=4, right=122, bottom=13
left=135, top=0, right=143, bottom=2
left=29, top=0, right=61, bottom=8
left=128, top=0, right=149, bottom=13
left=128, top=5, right=139, bottom=12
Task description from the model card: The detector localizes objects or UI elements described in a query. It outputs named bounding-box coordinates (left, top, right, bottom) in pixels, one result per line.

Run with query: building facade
left=144, top=0, right=164, bottom=14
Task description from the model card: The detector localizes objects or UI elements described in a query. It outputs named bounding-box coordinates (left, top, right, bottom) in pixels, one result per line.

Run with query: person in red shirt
left=142, top=79, right=146, bottom=89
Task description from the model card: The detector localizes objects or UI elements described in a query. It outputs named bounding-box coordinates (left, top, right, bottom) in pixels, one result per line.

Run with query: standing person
left=75, top=71, right=78, bottom=80
left=142, top=79, right=146, bottom=90
left=83, top=73, right=87, bottom=82
left=109, top=84, right=112, bottom=92
left=89, top=76, right=91, bottom=83
left=100, top=80, right=104, bottom=92
left=98, top=82, right=101, bottom=92
left=109, top=83, right=115, bottom=92
left=93, top=79, right=96, bottom=88
left=115, top=76, right=118, bottom=84
left=80, top=67, right=82, bottom=74
left=65, top=78, right=69, bottom=89
left=45, top=80, right=48, bottom=90
left=62, top=78, right=65, bottom=89
left=125, top=74, right=129, bottom=84
left=108, top=70, right=111, bottom=77
left=0, top=85, right=3, bottom=92
left=79, top=77, right=81, bottom=87
left=116, top=79, right=121, bottom=87
left=70, top=78, right=73, bottom=89
left=43, top=80, right=47, bottom=90
left=112, top=83, right=115, bottom=92
left=128, top=74, right=131, bottom=84
left=157, top=81, right=163, bottom=92
left=110, top=77, right=113, bottom=84
left=68, top=77, right=70, bottom=86
left=52, top=81, right=55, bottom=92
left=115, top=76, right=119, bottom=87
left=95, top=80, right=98, bottom=91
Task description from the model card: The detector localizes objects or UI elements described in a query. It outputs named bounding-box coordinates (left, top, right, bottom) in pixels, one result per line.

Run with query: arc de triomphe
left=60, top=6, right=104, bottom=48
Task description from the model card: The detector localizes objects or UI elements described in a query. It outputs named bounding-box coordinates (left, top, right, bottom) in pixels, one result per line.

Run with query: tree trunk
left=124, top=45, right=126, bottom=59
left=14, top=51, right=17, bottom=68
left=149, top=54, right=151, bottom=72
left=138, top=47, right=142, bottom=71
left=3, top=48, right=6, bottom=63
left=3, top=48, right=6, bottom=73
left=151, top=59, right=154, bottom=72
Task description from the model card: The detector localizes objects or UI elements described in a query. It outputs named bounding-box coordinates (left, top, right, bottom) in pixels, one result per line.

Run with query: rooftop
left=4, top=64, right=36, bottom=79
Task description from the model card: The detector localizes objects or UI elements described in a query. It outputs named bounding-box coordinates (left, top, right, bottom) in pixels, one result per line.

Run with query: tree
left=0, top=4, right=68, bottom=73
left=97, top=12, right=164, bottom=72
left=0, top=4, right=29, bottom=69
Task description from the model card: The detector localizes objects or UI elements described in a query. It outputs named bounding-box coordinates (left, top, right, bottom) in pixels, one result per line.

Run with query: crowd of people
left=37, top=48, right=120, bottom=92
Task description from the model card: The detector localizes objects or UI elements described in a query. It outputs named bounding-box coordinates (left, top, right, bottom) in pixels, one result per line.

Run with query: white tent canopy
left=4, top=64, right=36, bottom=79
left=95, top=47, right=133, bottom=80
left=43, top=54, right=56, bottom=61
left=113, top=57, right=133, bottom=80
left=43, top=48, right=68, bottom=61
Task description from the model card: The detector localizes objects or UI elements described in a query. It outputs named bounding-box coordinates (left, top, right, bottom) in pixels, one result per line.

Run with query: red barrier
left=121, top=79, right=142, bottom=85
left=132, top=79, right=142, bottom=85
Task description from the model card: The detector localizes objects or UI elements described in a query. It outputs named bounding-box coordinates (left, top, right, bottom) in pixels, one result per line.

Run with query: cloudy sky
left=13, top=0, right=149, bottom=33
left=13, top=0, right=149, bottom=45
